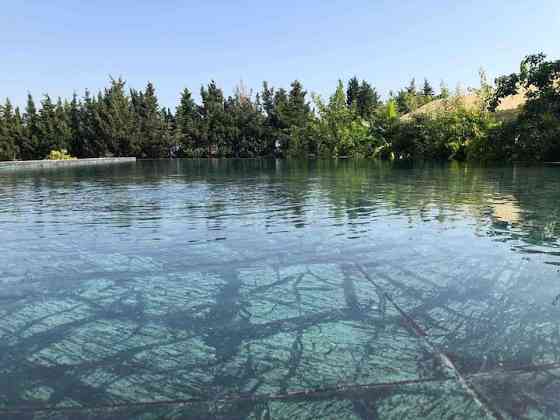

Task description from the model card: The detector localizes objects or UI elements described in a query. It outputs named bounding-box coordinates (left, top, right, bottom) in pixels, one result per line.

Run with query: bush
left=392, top=108, right=497, bottom=161
left=47, top=149, right=77, bottom=160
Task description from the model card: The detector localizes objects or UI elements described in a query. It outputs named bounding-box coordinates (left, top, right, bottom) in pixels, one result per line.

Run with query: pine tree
left=175, top=88, right=201, bottom=156
left=54, top=98, right=72, bottom=152
left=226, top=84, right=265, bottom=157
left=395, top=90, right=411, bottom=114
left=286, top=80, right=310, bottom=128
left=439, top=81, right=450, bottom=99
left=346, top=76, right=360, bottom=109
left=21, top=94, right=40, bottom=160
left=200, top=81, right=227, bottom=156
left=86, top=90, right=107, bottom=157
left=96, top=77, right=134, bottom=157
left=67, top=93, right=84, bottom=157
left=261, top=82, right=275, bottom=118
left=134, top=82, right=168, bottom=158
left=0, top=99, right=18, bottom=161
left=12, top=107, right=26, bottom=160
left=260, top=82, right=281, bottom=155
left=356, top=81, right=380, bottom=119
left=406, top=78, right=417, bottom=95
left=396, top=79, right=421, bottom=114
left=37, top=94, right=59, bottom=157
left=422, top=78, right=435, bottom=97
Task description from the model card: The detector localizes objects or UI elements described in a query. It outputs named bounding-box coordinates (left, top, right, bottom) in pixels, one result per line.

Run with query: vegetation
left=0, top=53, right=558, bottom=162
left=490, top=53, right=560, bottom=161
left=47, top=149, right=76, bottom=160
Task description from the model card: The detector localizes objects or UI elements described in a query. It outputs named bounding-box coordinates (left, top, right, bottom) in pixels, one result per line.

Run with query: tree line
left=1, top=53, right=559, bottom=162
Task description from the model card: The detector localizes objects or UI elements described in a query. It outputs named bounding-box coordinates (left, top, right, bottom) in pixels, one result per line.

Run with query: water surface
left=1, top=160, right=559, bottom=419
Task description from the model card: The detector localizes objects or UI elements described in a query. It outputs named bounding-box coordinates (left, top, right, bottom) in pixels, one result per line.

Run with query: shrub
left=47, top=149, right=77, bottom=160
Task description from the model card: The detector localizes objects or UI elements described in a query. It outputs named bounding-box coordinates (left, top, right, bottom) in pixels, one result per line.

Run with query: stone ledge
left=0, top=157, right=136, bottom=170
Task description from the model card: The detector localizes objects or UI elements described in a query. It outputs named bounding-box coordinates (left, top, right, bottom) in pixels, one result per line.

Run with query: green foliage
left=439, top=81, right=450, bottom=100
left=422, top=78, right=435, bottom=97
left=96, top=77, right=134, bottom=157
left=175, top=88, right=201, bottom=157
left=0, top=54, right=557, bottom=163
left=347, top=77, right=381, bottom=118
left=47, top=149, right=76, bottom=160
left=308, top=81, right=383, bottom=158
left=131, top=82, right=170, bottom=158
left=395, top=78, right=436, bottom=115
left=393, top=107, right=497, bottom=161
left=0, top=100, right=18, bottom=161
left=490, top=53, right=560, bottom=161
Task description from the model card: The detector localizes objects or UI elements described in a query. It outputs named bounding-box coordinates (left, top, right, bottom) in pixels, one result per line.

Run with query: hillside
left=402, top=92, right=527, bottom=122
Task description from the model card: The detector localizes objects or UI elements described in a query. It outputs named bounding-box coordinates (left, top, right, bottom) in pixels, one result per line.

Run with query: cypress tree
left=175, top=88, right=201, bottom=156
left=200, top=81, right=227, bottom=156
left=406, top=78, right=417, bottom=95
left=346, top=76, right=360, bottom=109
left=0, top=100, right=18, bottom=161
left=286, top=80, right=310, bottom=128
left=134, top=82, right=168, bottom=158
left=21, top=94, right=40, bottom=160
left=439, top=81, right=450, bottom=99
left=37, top=94, right=59, bottom=157
left=226, top=85, right=265, bottom=157
left=260, top=82, right=281, bottom=155
left=67, top=93, right=84, bottom=157
left=81, top=90, right=105, bottom=157
left=356, top=81, right=380, bottom=119
left=96, top=77, right=134, bottom=157
left=12, top=107, right=25, bottom=160
left=54, top=98, right=72, bottom=152
left=422, top=78, right=435, bottom=97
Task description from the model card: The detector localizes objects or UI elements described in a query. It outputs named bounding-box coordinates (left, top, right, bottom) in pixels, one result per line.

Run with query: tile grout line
left=355, top=263, right=506, bottom=420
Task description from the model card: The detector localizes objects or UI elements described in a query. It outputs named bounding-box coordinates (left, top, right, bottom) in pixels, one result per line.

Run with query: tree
left=80, top=90, right=106, bottom=157
left=0, top=56, right=555, bottom=162
left=491, top=53, right=560, bottom=112
left=225, top=85, right=265, bottom=157
left=260, top=81, right=311, bottom=155
left=395, top=90, right=413, bottom=114
left=356, top=81, right=380, bottom=119
left=346, top=76, right=360, bottom=109
left=439, top=81, right=450, bottom=99
left=311, top=81, right=373, bottom=157
left=131, top=82, right=169, bottom=158
left=286, top=80, right=311, bottom=127
left=0, top=99, right=18, bottom=161
left=490, top=53, right=560, bottom=160
left=422, top=78, right=435, bottom=97
left=54, top=98, right=72, bottom=152
left=96, top=77, right=134, bottom=157
left=67, top=93, right=84, bottom=157
left=37, top=94, right=63, bottom=157
left=259, top=81, right=281, bottom=155
left=20, top=94, right=40, bottom=160
left=475, top=68, right=494, bottom=112
left=175, top=88, right=201, bottom=156
left=200, top=80, right=227, bottom=156
left=406, top=78, right=417, bottom=95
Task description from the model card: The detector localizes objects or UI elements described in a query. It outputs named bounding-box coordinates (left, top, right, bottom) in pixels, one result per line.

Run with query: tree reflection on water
left=0, top=160, right=559, bottom=419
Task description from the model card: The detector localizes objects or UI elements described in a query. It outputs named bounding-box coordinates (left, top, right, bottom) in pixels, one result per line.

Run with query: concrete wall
left=0, top=157, right=136, bottom=171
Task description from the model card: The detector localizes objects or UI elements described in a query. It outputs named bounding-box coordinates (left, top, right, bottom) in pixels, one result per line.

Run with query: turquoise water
left=0, top=159, right=559, bottom=419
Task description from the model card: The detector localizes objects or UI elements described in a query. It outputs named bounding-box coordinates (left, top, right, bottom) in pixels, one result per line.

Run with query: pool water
left=0, top=159, right=559, bottom=419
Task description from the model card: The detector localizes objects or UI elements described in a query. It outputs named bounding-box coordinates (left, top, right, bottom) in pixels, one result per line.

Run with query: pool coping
left=0, top=157, right=136, bottom=171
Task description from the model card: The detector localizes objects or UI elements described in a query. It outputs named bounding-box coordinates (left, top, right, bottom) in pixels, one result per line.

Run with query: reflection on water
left=0, top=159, right=560, bottom=419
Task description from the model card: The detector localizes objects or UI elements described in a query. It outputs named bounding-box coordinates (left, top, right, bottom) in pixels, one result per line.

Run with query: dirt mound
left=402, top=92, right=527, bottom=122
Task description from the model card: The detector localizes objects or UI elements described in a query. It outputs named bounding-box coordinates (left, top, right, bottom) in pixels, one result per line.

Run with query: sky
left=1, top=0, right=559, bottom=109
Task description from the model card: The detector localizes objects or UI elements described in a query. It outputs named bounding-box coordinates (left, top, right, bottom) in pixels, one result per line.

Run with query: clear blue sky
left=1, top=0, right=559, bottom=108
